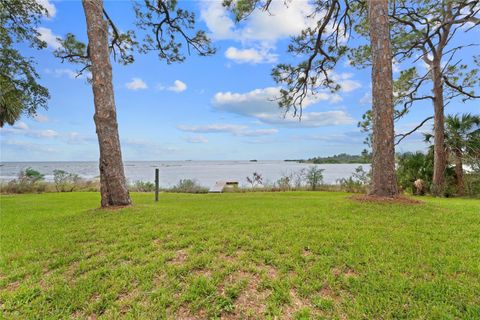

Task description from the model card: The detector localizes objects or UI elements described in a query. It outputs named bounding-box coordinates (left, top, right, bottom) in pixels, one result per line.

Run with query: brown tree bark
left=454, top=149, right=464, bottom=196
left=367, top=0, right=398, bottom=197
left=82, top=0, right=131, bottom=207
left=431, top=59, right=446, bottom=196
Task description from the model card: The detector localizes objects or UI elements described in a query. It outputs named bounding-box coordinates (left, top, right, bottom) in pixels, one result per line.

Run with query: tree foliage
left=352, top=0, right=480, bottom=142
left=0, top=0, right=50, bottom=126
left=224, top=0, right=360, bottom=118
left=55, top=0, right=215, bottom=73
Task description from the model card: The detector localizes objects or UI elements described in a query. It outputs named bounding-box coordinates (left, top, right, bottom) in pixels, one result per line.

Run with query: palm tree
left=426, top=113, right=480, bottom=195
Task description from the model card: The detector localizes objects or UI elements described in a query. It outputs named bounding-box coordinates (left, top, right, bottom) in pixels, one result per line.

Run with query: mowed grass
left=0, top=192, right=479, bottom=319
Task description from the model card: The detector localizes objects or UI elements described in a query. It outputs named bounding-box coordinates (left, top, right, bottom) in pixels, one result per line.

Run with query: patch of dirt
left=282, top=288, right=312, bottom=318
left=302, top=247, right=312, bottom=257
left=176, top=306, right=207, bottom=320
left=319, top=285, right=342, bottom=303
left=257, top=264, right=278, bottom=279
left=117, top=287, right=140, bottom=315
left=192, top=268, right=212, bottom=278
left=4, top=280, right=20, bottom=292
left=169, top=249, right=188, bottom=265
left=332, top=267, right=359, bottom=278
left=39, top=268, right=54, bottom=289
left=219, top=271, right=271, bottom=320
left=349, top=195, right=423, bottom=204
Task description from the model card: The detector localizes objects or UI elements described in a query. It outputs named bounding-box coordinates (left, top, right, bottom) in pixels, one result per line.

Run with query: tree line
left=1, top=0, right=479, bottom=207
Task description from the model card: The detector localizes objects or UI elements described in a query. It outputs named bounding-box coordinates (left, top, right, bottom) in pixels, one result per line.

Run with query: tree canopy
left=0, top=0, right=51, bottom=127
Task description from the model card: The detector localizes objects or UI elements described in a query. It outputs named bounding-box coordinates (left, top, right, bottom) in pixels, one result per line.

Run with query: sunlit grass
left=1, top=192, right=479, bottom=319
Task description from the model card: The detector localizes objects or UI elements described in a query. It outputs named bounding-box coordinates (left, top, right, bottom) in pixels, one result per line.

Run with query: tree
left=0, top=0, right=50, bottom=126
left=352, top=0, right=480, bottom=196
left=80, top=0, right=132, bottom=207
left=305, top=166, right=325, bottom=191
left=55, top=0, right=215, bottom=207
left=366, top=0, right=398, bottom=197
left=426, top=113, right=480, bottom=195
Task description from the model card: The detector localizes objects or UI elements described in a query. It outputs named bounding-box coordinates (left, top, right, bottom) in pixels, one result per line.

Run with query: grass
left=0, top=192, right=479, bottom=319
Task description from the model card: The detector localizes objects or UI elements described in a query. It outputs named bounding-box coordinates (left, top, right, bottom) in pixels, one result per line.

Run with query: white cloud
left=200, top=0, right=316, bottom=44
left=156, top=80, right=187, bottom=93
left=258, top=111, right=355, bottom=127
left=37, top=27, right=61, bottom=49
left=213, top=87, right=341, bottom=116
left=185, top=135, right=209, bottom=144
left=211, top=86, right=356, bottom=127
left=37, top=129, right=58, bottom=138
left=178, top=124, right=278, bottom=137
left=329, top=72, right=362, bottom=92
left=168, top=80, right=187, bottom=93
left=13, top=122, right=29, bottom=130
left=34, top=114, right=49, bottom=123
left=225, top=46, right=278, bottom=64
left=200, top=0, right=316, bottom=64
left=36, top=0, right=56, bottom=18
left=126, top=78, right=148, bottom=90
left=1, top=125, right=59, bottom=139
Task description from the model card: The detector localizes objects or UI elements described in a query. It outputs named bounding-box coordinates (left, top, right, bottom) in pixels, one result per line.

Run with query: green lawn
left=1, top=192, right=479, bottom=319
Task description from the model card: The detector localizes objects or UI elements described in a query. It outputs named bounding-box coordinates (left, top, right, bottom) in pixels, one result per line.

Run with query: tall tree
left=226, top=0, right=398, bottom=196
left=82, top=0, right=131, bottom=207
left=55, top=0, right=214, bottom=207
left=425, top=113, right=480, bottom=195
left=0, top=0, right=50, bottom=126
left=366, top=0, right=398, bottom=196
left=352, top=0, right=480, bottom=196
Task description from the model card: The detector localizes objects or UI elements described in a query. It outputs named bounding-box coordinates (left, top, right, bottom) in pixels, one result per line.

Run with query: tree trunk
left=82, top=0, right=131, bottom=207
left=367, top=0, right=398, bottom=197
left=431, top=60, right=446, bottom=196
left=454, top=149, right=464, bottom=196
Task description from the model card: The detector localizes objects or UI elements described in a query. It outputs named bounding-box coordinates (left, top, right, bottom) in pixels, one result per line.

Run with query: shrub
left=170, top=179, right=208, bottom=193
left=246, top=172, right=263, bottom=188
left=3, top=168, right=46, bottom=193
left=396, top=151, right=456, bottom=196
left=276, top=175, right=292, bottom=191
left=130, top=180, right=156, bottom=192
left=53, top=169, right=81, bottom=192
left=337, top=166, right=370, bottom=193
left=305, top=166, right=324, bottom=191
left=464, top=172, right=480, bottom=198
left=396, top=152, right=433, bottom=194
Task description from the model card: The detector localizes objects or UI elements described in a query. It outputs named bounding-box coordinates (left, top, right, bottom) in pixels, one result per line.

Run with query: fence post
left=155, top=168, right=159, bottom=202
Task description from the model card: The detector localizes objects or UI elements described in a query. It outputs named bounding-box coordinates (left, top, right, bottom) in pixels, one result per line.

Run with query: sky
left=1, top=0, right=479, bottom=161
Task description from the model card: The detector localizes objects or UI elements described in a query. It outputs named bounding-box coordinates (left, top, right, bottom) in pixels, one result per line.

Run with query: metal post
left=155, top=168, right=159, bottom=202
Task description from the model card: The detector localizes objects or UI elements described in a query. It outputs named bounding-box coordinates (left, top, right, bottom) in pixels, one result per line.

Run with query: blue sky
left=1, top=0, right=478, bottom=161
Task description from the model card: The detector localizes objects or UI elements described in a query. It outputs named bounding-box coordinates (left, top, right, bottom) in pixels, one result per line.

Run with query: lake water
left=0, top=161, right=370, bottom=187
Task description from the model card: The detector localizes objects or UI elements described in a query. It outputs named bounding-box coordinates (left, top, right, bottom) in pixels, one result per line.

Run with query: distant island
left=287, top=152, right=371, bottom=164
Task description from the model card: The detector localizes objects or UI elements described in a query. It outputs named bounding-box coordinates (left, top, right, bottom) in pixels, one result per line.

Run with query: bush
left=305, top=166, right=324, bottom=191
left=130, top=180, right=156, bottom=192
left=337, top=166, right=370, bottom=193
left=396, top=151, right=456, bottom=196
left=53, top=170, right=81, bottom=192
left=464, top=172, right=480, bottom=198
left=170, top=179, right=208, bottom=193
left=276, top=175, right=292, bottom=191
left=246, top=172, right=263, bottom=188
left=396, top=152, right=433, bottom=194
left=2, top=168, right=46, bottom=194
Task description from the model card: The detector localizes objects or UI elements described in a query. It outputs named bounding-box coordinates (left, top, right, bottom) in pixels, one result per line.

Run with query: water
left=0, top=161, right=370, bottom=187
